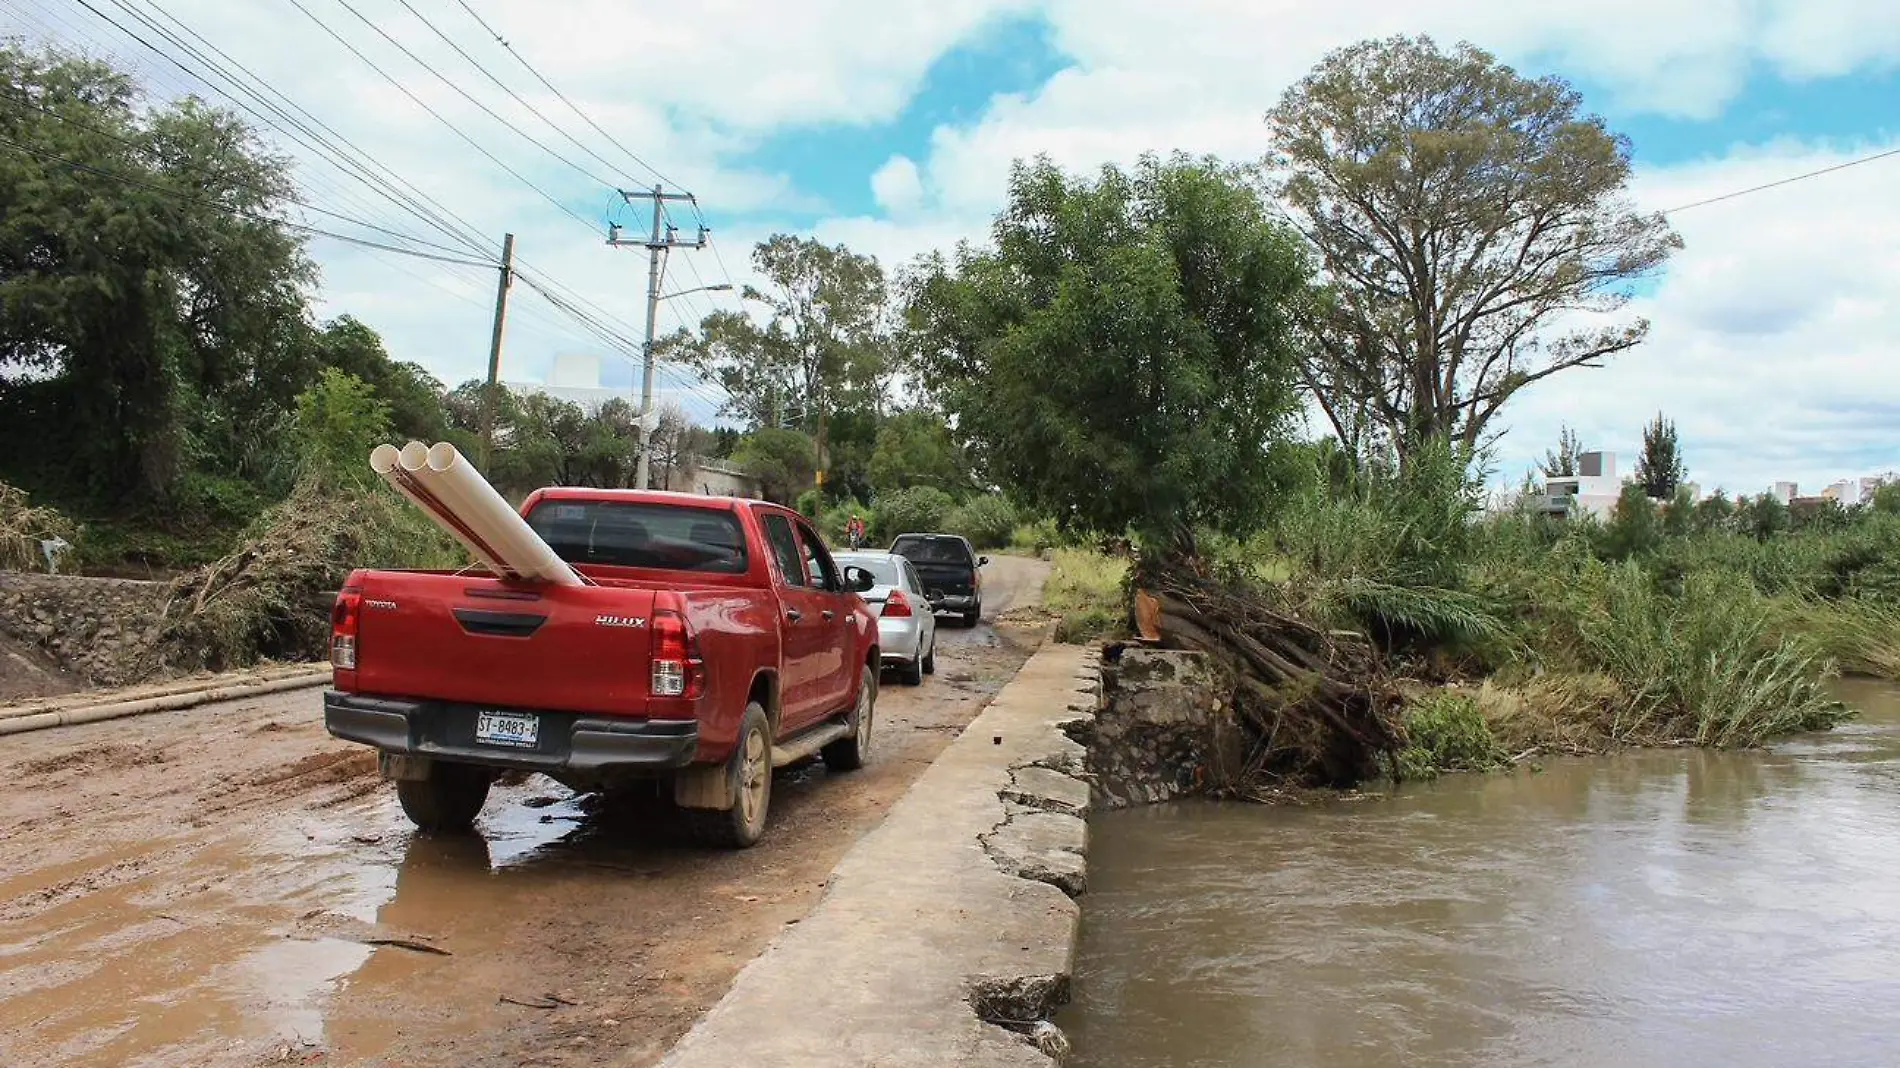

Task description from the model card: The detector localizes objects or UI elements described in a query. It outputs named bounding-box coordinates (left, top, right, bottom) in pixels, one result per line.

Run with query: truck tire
left=683, top=702, right=772, bottom=849
left=396, top=760, right=491, bottom=834
left=962, top=599, right=982, bottom=628
left=823, top=666, right=876, bottom=772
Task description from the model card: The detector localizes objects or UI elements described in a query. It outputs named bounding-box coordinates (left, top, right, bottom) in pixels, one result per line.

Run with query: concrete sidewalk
left=656, top=642, right=1100, bottom=1068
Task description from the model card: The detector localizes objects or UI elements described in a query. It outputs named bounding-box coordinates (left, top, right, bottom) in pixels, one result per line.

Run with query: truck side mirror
left=978, top=555, right=990, bottom=566
left=842, top=565, right=877, bottom=593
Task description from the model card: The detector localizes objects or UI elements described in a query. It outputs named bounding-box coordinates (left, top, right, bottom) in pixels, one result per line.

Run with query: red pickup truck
left=324, top=488, right=881, bottom=848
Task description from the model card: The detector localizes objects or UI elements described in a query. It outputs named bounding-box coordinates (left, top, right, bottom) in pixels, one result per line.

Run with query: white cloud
left=869, top=155, right=924, bottom=214
left=1499, top=140, right=1900, bottom=496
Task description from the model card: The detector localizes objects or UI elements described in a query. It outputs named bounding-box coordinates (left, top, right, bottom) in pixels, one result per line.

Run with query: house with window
left=1536, top=451, right=1624, bottom=521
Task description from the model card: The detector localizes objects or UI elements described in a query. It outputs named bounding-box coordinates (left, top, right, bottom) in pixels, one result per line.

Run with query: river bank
left=1063, top=677, right=1900, bottom=1067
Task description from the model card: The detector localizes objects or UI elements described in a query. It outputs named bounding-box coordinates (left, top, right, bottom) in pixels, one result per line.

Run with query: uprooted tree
left=906, top=153, right=1402, bottom=785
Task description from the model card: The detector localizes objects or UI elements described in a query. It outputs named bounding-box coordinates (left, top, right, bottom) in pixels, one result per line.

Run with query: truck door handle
left=822, top=609, right=835, bottom=621
left=786, top=609, right=802, bottom=623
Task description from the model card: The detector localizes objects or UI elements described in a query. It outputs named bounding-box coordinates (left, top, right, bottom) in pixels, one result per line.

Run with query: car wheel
left=962, top=600, right=981, bottom=628
left=922, top=638, right=936, bottom=676
left=900, top=647, right=924, bottom=686
left=822, top=665, right=876, bottom=771
left=682, top=702, right=772, bottom=849
left=395, top=760, right=491, bottom=834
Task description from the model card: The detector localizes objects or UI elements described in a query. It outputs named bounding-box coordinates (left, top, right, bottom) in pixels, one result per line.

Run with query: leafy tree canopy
left=867, top=409, right=973, bottom=498
left=907, top=154, right=1313, bottom=547
left=0, top=44, right=313, bottom=502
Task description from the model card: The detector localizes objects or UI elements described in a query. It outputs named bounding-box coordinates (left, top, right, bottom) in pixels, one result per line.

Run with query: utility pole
left=479, top=232, right=516, bottom=469
left=608, top=185, right=705, bottom=489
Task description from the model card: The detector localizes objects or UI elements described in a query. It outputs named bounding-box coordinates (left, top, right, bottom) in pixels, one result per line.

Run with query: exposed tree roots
left=1134, top=558, right=1403, bottom=787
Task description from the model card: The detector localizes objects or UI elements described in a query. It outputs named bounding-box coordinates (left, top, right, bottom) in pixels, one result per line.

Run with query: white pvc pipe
left=421, top=442, right=581, bottom=585
left=0, top=670, right=331, bottom=737
left=370, top=443, right=509, bottom=576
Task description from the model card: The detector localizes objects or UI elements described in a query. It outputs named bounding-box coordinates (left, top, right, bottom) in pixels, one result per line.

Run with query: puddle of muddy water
left=0, top=817, right=396, bottom=1066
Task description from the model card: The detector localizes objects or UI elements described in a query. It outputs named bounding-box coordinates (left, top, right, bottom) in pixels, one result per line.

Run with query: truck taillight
left=331, top=587, right=362, bottom=670
left=651, top=609, right=704, bottom=700
left=882, top=589, right=914, bottom=617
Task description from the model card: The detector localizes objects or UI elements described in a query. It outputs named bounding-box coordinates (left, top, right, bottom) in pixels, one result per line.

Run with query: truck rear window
left=526, top=501, right=748, bottom=573
left=891, top=536, right=971, bottom=565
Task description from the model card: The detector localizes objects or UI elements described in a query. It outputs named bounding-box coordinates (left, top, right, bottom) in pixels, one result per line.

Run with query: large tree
left=673, top=235, right=892, bottom=468
left=907, top=154, right=1312, bottom=547
left=1633, top=411, right=1685, bottom=499
left=0, top=45, right=313, bottom=501
left=1267, top=36, right=1681, bottom=459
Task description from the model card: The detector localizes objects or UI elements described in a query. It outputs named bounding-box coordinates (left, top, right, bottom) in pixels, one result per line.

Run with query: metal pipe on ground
left=0, top=670, right=330, bottom=736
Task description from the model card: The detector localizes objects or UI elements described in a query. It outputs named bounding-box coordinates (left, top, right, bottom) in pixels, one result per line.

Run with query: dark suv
left=890, top=533, right=988, bottom=627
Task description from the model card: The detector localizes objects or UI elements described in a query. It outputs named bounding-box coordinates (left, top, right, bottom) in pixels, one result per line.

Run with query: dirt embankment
left=0, top=556, right=1049, bottom=1068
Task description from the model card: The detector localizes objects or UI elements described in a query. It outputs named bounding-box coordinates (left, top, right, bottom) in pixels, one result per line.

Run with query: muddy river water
left=1065, top=679, right=1900, bottom=1068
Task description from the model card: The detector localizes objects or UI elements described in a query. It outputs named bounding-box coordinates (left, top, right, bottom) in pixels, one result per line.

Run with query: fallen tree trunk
left=1134, top=558, right=1403, bottom=787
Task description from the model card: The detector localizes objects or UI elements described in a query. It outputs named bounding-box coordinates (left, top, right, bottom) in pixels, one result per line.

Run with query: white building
left=1538, top=451, right=1624, bottom=520
left=504, top=353, right=627, bottom=413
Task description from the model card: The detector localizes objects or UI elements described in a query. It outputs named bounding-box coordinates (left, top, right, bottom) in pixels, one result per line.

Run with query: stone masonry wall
left=1076, top=645, right=1244, bottom=809
left=0, top=572, right=167, bottom=686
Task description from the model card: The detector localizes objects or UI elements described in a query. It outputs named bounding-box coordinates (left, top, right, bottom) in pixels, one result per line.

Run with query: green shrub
left=1394, top=691, right=1508, bottom=779
left=292, top=368, right=391, bottom=486
left=1559, top=564, right=1847, bottom=747
left=948, top=495, right=1017, bottom=549
left=795, top=488, right=824, bottom=518
left=873, top=486, right=956, bottom=544
left=1010, top=517, right=1062, bottom=553
left=1043, top=549, right=1128, bottom=643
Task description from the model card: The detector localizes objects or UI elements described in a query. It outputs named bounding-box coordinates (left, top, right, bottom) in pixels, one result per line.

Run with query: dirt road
left=0, top=557, right=1049, bottom=1068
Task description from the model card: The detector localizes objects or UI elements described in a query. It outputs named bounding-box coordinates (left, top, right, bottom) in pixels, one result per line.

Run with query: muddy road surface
left=0, top=556, right=1049, bottom=1068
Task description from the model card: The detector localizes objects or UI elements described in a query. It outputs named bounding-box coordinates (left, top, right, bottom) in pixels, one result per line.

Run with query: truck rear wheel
left=395, top=760, right=491, bottom=834
left=822, top=666, right=876, bottom=772
left=682, top=702, right=772, bottom=849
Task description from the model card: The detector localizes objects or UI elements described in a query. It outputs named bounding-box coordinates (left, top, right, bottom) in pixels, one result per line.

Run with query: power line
left=323, top=0, right=619, bottom=193
left=276, top=0, right=600, bottom=232
left=1662, top=146, right=1900, bottom=214
left=0, top=88, right=485, bottom=258
left=76, top=0, right=498, bottom=259
left=446, top=0, right=684, bottom=193
left=0, top=130, right=497, bottom=265
left=385, top=0, right=652, bottom=193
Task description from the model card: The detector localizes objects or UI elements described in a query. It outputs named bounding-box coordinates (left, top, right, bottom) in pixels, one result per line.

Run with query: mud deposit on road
left=0, top=557, right=1048, bottom=1068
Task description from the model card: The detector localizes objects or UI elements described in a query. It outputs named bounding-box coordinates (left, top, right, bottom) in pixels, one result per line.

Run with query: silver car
left=834, top=551, right=938, bottom=685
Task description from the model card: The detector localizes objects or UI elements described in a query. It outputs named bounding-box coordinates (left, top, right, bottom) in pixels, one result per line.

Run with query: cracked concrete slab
left=657, top=644, right=1100, bottom=1068
left=981, top=810, right=1087, bottom=897
left=1002, top=766, right=1091, bottom=815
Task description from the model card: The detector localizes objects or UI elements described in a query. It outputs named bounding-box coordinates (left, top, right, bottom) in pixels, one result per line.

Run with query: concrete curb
left=0, top=667, right=330, bottom=736
left=659, top=643, right=1102, bottom=1068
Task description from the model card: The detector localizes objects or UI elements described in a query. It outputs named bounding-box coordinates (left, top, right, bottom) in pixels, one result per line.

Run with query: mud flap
left=380, top=752, right=434, bottom=782
left=672, top=762, right=734, bottom=811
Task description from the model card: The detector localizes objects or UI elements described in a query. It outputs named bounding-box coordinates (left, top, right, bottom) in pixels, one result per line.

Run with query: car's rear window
left=526, top=500, right=748, bottom=573
left=836, top=555, right=902, bottom=586
left=891, top=536, right=970, bottom=565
